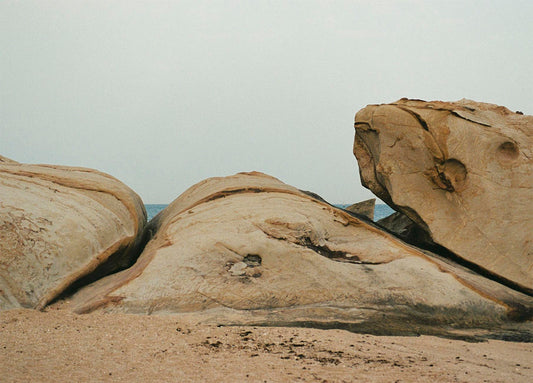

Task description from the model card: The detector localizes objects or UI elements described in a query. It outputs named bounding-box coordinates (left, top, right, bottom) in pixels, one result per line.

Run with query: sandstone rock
left=345, top=198, right=375, bottom=220
left=70, top=172, right=532, bottom=339
left=0, top=155, right=17, bottom=163
left=0, top=159, right=147, bottom=310
left=353, top=99, right=533, bottom=294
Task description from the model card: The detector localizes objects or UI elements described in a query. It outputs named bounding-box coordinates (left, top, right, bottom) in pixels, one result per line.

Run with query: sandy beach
left=1, top=307, right=531, bottom=383
left=2, top=2, right=532, bottom=382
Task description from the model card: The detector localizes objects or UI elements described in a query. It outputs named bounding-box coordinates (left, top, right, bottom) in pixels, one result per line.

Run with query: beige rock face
left=0, top=160, right=147, bottom=310
left=70, top=172, right=532, bottom=339
left=353, top=99, right=533, bottom=294
left=0, top=155, right=17, bottom=164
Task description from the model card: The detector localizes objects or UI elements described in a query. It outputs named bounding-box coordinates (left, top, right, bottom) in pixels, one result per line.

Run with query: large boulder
left=70, top=172, right=532, bottom=339
left=353, top=99, right=533, bottom=294
left=0, top=159, right=147, bottom=310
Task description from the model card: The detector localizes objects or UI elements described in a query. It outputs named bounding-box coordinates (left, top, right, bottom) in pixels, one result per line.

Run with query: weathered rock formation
left=345, top=198, right=375, bottom=220
left=0, top=155, right=18, bottom=164
left=0, top=159, right=147, bottom=310
left=353, top=99, right=533, bottom=294
left=70, top=172, right=532, bottom=339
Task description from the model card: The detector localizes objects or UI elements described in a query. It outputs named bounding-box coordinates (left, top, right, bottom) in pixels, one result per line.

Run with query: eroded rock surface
left=353, top=99, right=533, bottom=293
left=70, top=172, right=532, bottom=339
left=0, top=159, right=146, bottom=310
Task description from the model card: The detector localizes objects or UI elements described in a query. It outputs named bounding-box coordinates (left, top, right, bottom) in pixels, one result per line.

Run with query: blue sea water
left=145, top=203, right=394, bottom=222
left=373, top=204, right=396, bottom=221
left=342, top=203, right=395, bottom=221
left=145, top=204, right=168, bottom=221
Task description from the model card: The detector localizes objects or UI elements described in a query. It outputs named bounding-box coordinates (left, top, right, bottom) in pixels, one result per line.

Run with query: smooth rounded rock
left=69, top=172, right=532, bottom=339
left=0, top=159, right=146, bottom=310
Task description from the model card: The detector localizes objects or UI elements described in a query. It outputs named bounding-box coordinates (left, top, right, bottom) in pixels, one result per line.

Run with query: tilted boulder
left=353, top=99, right=533, bottom=294
left=345, top=198, right=375, bottom=220
left=70, top=172, right=532, bottom=339
left=0, top=158, right=146, bottom=310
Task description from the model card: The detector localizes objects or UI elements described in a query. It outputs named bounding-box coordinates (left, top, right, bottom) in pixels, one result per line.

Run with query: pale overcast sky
left=1, top=0, right=532, bottom=203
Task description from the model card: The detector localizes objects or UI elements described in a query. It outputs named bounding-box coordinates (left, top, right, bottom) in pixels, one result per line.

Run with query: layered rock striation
left=0, top=158, right=146, bottom=310
left=353, top=99, right=533, bottom=294
left=69, top=172, right=532, bottom=339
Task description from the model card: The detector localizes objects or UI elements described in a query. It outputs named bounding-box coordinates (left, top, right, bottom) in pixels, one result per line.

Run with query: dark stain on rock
left=395, top=106, right=430, bottom=131
left=298, top=237, right=381, bottom=265
left=243, top=254, right=262, bottom=267
left=299, top=237, right=352, bottom=260
left=432, top=159, right=468, bottom=192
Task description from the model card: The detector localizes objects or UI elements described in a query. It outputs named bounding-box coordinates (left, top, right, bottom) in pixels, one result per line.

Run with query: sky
left=1, top=0, right=532, bottom=204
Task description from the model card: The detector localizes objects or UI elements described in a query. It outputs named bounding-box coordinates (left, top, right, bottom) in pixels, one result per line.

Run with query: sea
left=145, top=203, right=394, bottom=222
